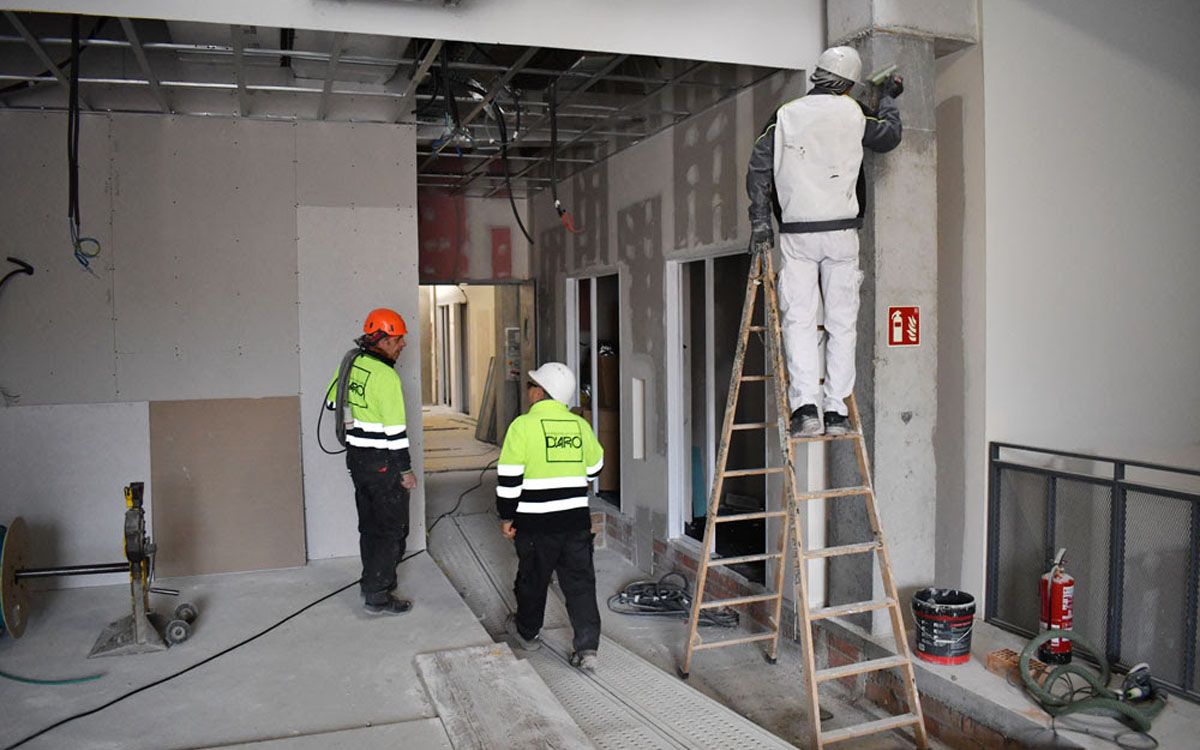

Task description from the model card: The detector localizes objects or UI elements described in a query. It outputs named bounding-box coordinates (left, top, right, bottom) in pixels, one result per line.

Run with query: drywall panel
left=0, top=402, right=151, bottom=588
left=297, top=205, right=424, bottom=560
left=461, top=285, right=497, bottom=419
left=20, top=1, right=824, bottom=70
left=112, top=116, right=300, bottom=401
left=296, top=121, right=415, bottom=208
left=149, top=397, right=306, bottom=576
left=0, top=111, right=117, bottom=405
left=984, top=0, right=1200, bottom=460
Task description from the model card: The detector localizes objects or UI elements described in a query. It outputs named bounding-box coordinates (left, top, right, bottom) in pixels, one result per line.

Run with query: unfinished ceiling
left=0, top=12, right=780, bottom=197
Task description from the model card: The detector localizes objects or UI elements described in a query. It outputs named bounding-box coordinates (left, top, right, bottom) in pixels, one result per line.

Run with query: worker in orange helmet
left=326, top=307, right=418, bottom=615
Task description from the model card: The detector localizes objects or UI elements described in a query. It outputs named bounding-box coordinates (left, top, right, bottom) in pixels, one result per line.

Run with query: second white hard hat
left=815, top=46, right=862, bottom=83
left=528, top=362, right=576, bottom=404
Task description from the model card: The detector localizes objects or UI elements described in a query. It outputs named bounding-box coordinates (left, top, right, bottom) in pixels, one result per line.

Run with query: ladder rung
left=739, top=375, right=772, bottom=382
left=693, top=632, right=777, bottom=651
left=748, top=325, right=767, bottom=332
left=821, top=713, right=920, bottom=745
left=815, top=655, right=909, bottom=682
left=698, top=593, right=779, bottom=609
left=809, top=598, right=894, bottom=621
left=723, top=467, right=785, bottom=477
left=708, top=552, right=784, bottom=566
left=805, top=541, right=879, bottom=560
left=790, top=432, right=861, bottom=443
left=797, top=486, right=871, bottom=501
left=713, top=510, right=789, bottom=522
left=731, top=422, right=773, bottom=431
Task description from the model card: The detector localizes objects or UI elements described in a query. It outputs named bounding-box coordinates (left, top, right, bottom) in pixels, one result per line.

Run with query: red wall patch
left=418, top=188, right=468, bottom=282
left=490, top=226, right=512, bottom=279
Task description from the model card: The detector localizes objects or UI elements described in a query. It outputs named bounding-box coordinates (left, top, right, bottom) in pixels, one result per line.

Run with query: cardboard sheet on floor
left=149, top=396, right=306, bottom=576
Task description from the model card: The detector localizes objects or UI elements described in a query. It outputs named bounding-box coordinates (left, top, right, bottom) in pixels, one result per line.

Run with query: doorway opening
left=567, top=273, right=622, bottom=509
left=673, top=253, right=768, bottom=583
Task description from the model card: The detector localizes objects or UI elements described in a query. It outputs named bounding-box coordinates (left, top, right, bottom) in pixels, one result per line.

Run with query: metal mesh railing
left=986, top=442, right=1200, bottom=703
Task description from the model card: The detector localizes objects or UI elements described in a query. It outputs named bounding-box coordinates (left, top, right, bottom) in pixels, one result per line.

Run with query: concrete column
left=825, top=0, right=978, bottom=632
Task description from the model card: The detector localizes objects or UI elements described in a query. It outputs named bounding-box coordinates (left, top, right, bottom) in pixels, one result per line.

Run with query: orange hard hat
left=363, top=308, right=407, bottom=336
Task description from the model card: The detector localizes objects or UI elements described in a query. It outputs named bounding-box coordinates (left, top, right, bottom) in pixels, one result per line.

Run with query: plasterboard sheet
left=296, top=120, right=415, bottom=209
left=111, top=116, right=300, bottom=401
left=297, top=205, right=423, bottom=560
left=0, top=112, right=118, bottom=405
left=0, top=401, right=150, bottom=588
left=149, top=396, right=306, bottom=576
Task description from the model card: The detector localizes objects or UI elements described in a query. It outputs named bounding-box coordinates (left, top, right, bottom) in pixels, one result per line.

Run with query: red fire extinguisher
left=1039, top=548, right=1074, bottom=664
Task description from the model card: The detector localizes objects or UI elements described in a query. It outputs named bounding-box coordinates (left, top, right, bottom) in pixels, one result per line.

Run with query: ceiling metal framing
left=0, top=13, right=778, bottom=198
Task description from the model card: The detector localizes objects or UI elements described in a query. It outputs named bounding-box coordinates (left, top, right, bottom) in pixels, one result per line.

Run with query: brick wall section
left=650, top=537, right=777, bottom=629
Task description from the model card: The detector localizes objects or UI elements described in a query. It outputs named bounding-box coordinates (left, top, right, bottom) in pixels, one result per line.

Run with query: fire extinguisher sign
left=888, top=306, right=920, bottom=347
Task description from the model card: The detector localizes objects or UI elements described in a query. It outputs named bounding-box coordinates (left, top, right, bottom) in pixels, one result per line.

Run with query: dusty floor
left=421, top=406, right=500, bottom=473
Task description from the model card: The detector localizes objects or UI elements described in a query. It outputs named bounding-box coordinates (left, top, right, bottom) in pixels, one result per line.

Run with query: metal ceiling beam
left=229, top=25, right=249, bottom=116
left=418, top=149, right=593, bottom=164
left=316, top=32, right=346, bottom=121
left=456, top=53, right=628, bottom=192
left=398, top=39, right=443, bottom=121
left=118, top=18, right=169, bottom=114
left=3, top=11, right=89, bottom=109
left=484, top=60, right=710, bottom=197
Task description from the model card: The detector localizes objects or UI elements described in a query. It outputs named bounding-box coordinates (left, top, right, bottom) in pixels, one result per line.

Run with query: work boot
left=570, top=650, right=599, bottom=672
left=505, top=614, right=542, bottom=651
left=789, top=405, right=823, bottom=438
left=365, top=596, right=412, bottom=615
left=824, top=411, right=851, bottom=436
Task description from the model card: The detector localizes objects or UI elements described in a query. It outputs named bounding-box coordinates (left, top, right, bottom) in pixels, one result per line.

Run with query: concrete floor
left=0, top=555, right=490, bottom=750
left=424, top=469, right=941, bottom=749
left=422, top=406, right=500, bottom=474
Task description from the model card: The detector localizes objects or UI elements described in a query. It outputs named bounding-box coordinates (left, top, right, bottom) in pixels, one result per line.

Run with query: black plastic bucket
left=912, top=588, right=975, bottom=665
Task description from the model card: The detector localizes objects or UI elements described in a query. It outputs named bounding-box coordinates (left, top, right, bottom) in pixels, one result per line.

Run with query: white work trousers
left=776, top=229, right=862, bottom=416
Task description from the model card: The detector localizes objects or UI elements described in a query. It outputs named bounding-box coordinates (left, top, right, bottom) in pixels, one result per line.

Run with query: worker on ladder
left=326, top=308, right=418, bottom=615
left=496, top=363, right=604, bottom=672
left=746, top=46, right=904, bottom=437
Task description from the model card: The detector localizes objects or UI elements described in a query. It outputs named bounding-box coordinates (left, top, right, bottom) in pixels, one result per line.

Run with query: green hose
left=1019, top=630, right=1166, bottom=733
left=0, top=669, right=103, bottom=685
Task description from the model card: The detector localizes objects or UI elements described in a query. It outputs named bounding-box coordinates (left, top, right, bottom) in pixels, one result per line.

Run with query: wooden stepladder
left=677, top=249, right=929, bottom=749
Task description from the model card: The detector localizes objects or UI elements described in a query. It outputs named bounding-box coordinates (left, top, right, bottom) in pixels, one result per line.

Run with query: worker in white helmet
left=746, top=46, right=903, bottom=436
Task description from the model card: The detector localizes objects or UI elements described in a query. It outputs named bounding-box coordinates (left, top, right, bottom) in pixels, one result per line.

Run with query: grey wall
left=530, top=70, right=808, bottom=569
left=0, top=111, right=420, bottom=574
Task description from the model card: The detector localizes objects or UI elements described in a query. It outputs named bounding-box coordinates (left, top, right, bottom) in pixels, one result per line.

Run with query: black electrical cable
left=0, top=552, right=424, bottom=750
left=427, top=459, right=498, bottom=537
left=315, top=385, right=345, bottom=456
left=492, top=99, right=534, bottom=244
left=66, top=15, right=100, bottom=273
left=607, top=572, right=739, bottom=628
left=0, top=257, right=34, bottom=297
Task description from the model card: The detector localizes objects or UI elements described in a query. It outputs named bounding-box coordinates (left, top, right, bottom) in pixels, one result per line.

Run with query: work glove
left=749, top=227, right=774, bottom=255
left=881, top=74, right=904, bottom=99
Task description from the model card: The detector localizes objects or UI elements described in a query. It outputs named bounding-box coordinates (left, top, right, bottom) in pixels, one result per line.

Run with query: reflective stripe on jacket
left=326, top=351, right=411, bottom=471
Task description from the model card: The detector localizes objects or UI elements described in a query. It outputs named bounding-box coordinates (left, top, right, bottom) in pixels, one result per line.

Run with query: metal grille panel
left=1121, top=490, right=1191, bottom=686
left=994, top=468, right=1047, bottom=634
left=1055, top=478, right=1111, bottom=651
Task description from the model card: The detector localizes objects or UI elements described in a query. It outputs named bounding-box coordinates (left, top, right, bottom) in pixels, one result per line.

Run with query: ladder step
left=713, top=510, right=789, bottom=522
left=708, top=552, right=784, bottom=566
left=805, top=541, right=879, bottom=560
left=797, top=486, right=871, bottom=501
left=739, top=375, right=772, bottom=382
left=809, top=598, right=894, bottom=621
left=693, top=632, right=778, bottom=651
left=815, top=655, right=909, bottom=683
left=722, top=467, right=785, bottom=477
left=731, top=422, right=773, bottom=431
left=748, top=325, right=767, bottom=332
left=821, top=713, right=921, bottom=745
left=790, top=432, right=861, bottom=443
left=698, top=592, right=780, bottom=609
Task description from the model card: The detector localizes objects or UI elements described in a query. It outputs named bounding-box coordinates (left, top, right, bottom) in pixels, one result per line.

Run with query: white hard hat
left=815, top=46, right=862, bottom=83
left=528, top=362, right=576, bottom=404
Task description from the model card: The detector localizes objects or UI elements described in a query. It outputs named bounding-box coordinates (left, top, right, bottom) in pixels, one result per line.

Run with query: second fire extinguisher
left=1039, top=547, right=1074, bottom=664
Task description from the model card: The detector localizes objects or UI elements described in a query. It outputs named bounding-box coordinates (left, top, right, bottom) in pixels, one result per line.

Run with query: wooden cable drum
left=0, top=516, right=30, bottom=638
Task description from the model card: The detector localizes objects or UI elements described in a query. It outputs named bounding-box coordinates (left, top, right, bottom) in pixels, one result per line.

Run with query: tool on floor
left=676, top=249, right=929, bottom=749
left=0, top=483, right=199, bottom=655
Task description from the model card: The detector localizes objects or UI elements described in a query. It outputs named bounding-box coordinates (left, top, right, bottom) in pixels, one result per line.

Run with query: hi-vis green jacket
left=326, top=350, right=411, bottom=472
left=496, top=399, right=603, bottom=534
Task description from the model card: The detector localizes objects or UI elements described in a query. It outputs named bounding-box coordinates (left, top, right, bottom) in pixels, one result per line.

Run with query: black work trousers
left=347, top=448, right=410, bottom=604
left=513, top=528, right=601, bottom=653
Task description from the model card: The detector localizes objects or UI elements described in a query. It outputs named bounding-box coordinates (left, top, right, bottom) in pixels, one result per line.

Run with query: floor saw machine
left=0, top=482, right=199, bottom=657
